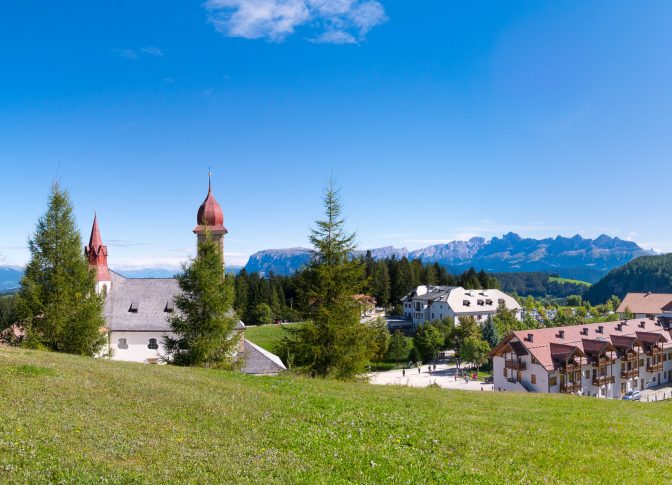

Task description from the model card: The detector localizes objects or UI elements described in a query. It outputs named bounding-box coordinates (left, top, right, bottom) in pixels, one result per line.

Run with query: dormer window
left=486, top=299, right=493, bottom=305
left=463, top=300, right=471, bottom=307
left=477, top=299, right=484, bottom=306
left=165, top=300, right=175, bottom=313
left=498, top=299, right=505, bottom=305
left=129, top=300, right=139, bottom=313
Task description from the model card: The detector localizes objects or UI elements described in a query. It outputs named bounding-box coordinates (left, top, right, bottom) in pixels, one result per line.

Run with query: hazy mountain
left=584, top=253, right=672, bottom=304
left=0, top=266, right=23, bottom=293
left=243, top=233, right=653, bottom=282
left=0, top=265, right=243, bottom=290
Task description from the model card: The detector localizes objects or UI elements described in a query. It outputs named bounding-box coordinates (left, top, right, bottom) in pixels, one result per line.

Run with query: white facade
left=402, top=286, right=522, bottom=326
left=106, top=331, right=172, bottom=364
left=491, top=320, right=672, bottom=398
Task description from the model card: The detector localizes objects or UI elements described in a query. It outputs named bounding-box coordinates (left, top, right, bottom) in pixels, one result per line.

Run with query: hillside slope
left=1, top=348, right=672, bottom=483
left=585, top=253, right=672, bottom=304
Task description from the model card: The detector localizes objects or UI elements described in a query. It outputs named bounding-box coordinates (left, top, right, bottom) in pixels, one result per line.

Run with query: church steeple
left=193, top=172, right=228, bottom=255
left=85, top=214, right=112, bottom=293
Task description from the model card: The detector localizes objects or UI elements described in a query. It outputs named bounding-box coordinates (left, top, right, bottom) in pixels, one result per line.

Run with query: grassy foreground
left=1, top=349, right=671, bottom=484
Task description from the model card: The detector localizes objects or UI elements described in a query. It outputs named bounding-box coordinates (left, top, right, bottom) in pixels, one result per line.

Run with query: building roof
left=494, top=318, right=671, bottom=371
left=104, top=271, right=245, bottom=332
left=194, top=177, right=227, bottom=234
left=240, top=340, right=287, bottom=375
left=402, top=286, right=521, bottom=314
left=617, top=292, right=672, bottom=315
left=85, top=214, right=111, bottom=282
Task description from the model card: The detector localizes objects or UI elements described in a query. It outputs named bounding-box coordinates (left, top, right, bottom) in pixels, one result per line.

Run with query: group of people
left=402, top=362, right=438, bottom=377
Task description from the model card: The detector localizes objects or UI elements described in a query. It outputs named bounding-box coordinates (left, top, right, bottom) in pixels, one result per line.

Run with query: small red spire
left=85, top=214, right=111, bottom=282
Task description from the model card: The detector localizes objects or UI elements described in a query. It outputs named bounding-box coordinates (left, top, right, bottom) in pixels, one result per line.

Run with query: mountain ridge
left=243, top=233, right=653, bottom=282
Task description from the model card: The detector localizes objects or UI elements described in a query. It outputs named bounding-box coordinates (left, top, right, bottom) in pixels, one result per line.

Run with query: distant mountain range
left=243, top=233, right=654, bottom=283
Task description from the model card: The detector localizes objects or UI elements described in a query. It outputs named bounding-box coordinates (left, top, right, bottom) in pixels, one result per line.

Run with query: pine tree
left=371, top=261, right=391, bottom=307
left=481, top=316, right=500, bottom=348
left=280, top=179, right=377, bottom=379
left=164, top=231, right=240, bottom=367
left=16, top=182, right=105, bottom=355
left=385, top=330, right=409, bottom=363
left=394, top=257, right=414, bottom=303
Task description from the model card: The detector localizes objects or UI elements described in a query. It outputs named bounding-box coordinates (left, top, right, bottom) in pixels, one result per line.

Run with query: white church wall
left=108, top=331, right=173, bottom=363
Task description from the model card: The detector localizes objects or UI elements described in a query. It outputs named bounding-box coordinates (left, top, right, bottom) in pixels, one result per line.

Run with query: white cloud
left=141, top=46, right=164, bottom=56
left=204, top=0, right=386, bottom=43
left=111, top=48, right=138, bottom=60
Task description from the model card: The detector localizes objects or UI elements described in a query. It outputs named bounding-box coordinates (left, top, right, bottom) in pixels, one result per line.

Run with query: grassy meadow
left=548, top=276, right=592, bottom=286
left=1, top=347, right=671, bottom=483
left=244, top=322, right=305, bottom=352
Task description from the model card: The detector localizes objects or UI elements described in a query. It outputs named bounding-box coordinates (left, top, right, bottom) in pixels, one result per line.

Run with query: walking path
left=369, top=362, right=493, bottom=391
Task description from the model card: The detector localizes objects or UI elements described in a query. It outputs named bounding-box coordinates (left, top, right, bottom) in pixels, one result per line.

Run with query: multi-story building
left=402, top=285, right=521, bottom=326
left=490, top=318, right=672, bottom=398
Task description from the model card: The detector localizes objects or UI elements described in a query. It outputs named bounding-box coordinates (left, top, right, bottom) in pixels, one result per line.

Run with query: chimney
left=581, top=327, right=588, bottom=335
left=527, top=333, right=534, bottom=343
left=616, top=323, right=622, bottom=331
left=639, top=321, right=646, bottom=328
left=558, top=330, right=565, bottom=339
left=597, top=326, right=604, bottom=334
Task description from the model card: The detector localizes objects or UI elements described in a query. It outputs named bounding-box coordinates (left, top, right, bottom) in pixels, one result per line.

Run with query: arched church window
left=118, top=338, right=128, bottom=350
left=148, top=338, right=159, bottom=350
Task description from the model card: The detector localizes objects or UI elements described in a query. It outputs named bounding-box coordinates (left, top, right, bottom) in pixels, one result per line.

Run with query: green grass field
left=549, top=276, right=592, bottom=286
left=1, top=348, right=671, bottom=483
left=244, top=322, right=305, bottom=352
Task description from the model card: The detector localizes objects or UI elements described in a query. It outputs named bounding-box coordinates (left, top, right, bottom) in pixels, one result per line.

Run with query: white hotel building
left=401, top=285, right=522, bottom=326
left=490, top=318, right=672, bottom=398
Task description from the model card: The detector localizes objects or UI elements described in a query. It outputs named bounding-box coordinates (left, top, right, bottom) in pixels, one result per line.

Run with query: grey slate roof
left=240, top=340, right=287, bottom=375
left=104, top=271, right=245, bottom=332
left=104, top=271, right=179, bottom=332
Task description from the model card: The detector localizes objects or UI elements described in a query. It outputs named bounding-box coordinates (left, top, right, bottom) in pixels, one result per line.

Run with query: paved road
left=369, top=363, right=493, bottom=391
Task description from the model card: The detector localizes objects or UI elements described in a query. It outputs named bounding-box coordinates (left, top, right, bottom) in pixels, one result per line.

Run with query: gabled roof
left=635, top=331, right=668, bottom=346
left=610, top=334, right=641, bottom=351
left=617, top=293, right=672, bottom=315
left=240, top=340, right=286, bottom=375
left=581, top=338, right=615, bottom=356
left=550, top=342, right=585, bottom=362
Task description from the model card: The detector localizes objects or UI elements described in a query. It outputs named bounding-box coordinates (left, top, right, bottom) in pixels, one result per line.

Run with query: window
left=531, top=356, right=539, bottom=365
left=531, top=374, right=536, bottom=385
left=118, top=338, right=128, bottom=350
left=148, top=338, right=159, bottom=350
left=477, top=314, right=483, bottom=321
left=549, top=376, right=557, bottom=386
left=503, top=368, right=508, bottom=377
left=639, top=359, right=645, bottom=367
left=585, top=370, right=590, bottom=379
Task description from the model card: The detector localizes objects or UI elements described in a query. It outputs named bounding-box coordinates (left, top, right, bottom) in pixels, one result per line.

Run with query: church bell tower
left=193, top=173, right=228, bottom=256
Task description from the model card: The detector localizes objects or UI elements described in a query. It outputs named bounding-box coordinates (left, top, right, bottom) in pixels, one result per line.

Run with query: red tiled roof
left=617, top=293, right=672, bottom=315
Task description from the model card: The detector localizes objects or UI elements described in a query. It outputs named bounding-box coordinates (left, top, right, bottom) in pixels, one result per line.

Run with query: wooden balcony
left=559, top=364, right=577, bottom=375
left=592, top=375, right=615, bottom=386
left=596, top=357, right=616, bottom=366
left=621, top=369, right=639, bottom=379
left=560, top=382, right=582, bottom=393
left=647, top=362, right=663, bottom=373
left=624, top=352, right=639, bottom=362
left=505, top=361, right=526, bottom=371
left=648, top=347, right=662, bottom=356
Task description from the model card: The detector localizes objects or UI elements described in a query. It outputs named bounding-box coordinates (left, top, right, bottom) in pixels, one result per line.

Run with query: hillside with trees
left=584, top=253, right=672, bottom=304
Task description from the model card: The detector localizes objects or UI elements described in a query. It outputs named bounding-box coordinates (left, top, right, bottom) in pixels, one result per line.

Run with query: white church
left=85, top=178, right=286, bottom=375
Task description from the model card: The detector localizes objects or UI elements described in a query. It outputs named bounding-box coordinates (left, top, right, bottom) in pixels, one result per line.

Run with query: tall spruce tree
left=16, top=182, right=105, bottom=355
left=164, top=231, right=240, bottom=367
left=280, top=179, right=377, bottom=379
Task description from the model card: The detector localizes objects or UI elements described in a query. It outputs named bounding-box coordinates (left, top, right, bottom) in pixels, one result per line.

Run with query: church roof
left=104, top=271, right=180, bottom=332
left=104, top=271, right=245, bottom=332
left=194, top=177, right=227, bottom=234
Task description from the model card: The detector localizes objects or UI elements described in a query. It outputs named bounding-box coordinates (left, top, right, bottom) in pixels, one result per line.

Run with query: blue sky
left=1, top=1, right=671, bottom=269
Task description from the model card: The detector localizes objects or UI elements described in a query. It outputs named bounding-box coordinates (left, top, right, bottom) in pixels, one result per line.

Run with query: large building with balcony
left=401, top=285, right=521, bottom=326
left=490, top=318, right=672, bottom=398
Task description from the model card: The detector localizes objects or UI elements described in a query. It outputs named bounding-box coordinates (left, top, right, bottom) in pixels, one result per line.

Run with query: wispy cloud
left=141, top=46, right=164, bottom=56
left=204, top=0, right=386, bottom=44
left=111, top=48, right=138, bottom=60
left=112, top=46, right=165, bottom=60
left=106, top=239, right=149, bottom=248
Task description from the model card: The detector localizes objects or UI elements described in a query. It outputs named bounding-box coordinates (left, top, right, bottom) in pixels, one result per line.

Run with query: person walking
left=402, top=369, right=406, bottom=377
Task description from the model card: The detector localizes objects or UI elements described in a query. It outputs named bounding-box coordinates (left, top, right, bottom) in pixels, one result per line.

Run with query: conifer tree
left=164, top=231, right=240, bottom=367
left=280, top=179, right=377, bottom=379
left=16, top=182, right=105, bottom=355
left=482, top=316, right=500, bottom=348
